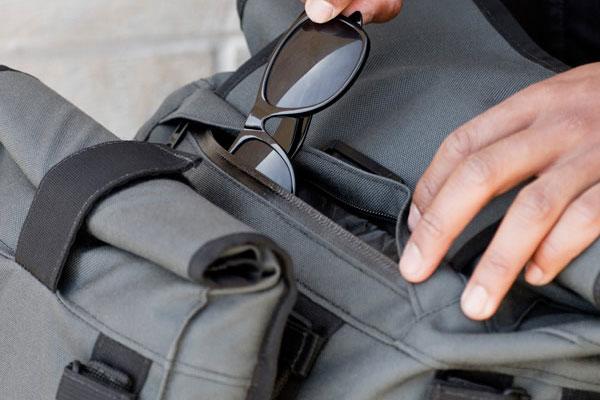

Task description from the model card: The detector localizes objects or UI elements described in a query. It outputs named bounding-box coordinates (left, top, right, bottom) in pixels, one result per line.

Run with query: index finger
left=410, top=85, right=541, bottom=228
left=399, top=126, right=561, bottom=283
left=304, top=0, right=355, bottom=23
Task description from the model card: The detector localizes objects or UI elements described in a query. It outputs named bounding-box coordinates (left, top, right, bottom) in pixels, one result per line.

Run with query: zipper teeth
left=273, top=184, right=397, bottom=269
left=194, top=133, right=399, bottom=271
left=305, top=179, right=397, bottom=221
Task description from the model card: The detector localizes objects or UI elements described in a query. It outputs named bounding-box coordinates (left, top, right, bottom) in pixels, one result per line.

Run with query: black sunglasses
left=229, top=11, right=370, bottom=193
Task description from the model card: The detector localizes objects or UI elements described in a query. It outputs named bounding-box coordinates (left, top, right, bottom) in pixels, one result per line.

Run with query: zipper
left=301, top=178, right=398, bottom=224
left=275, top=185, right=399, bottom=271
left=193, top=129, right=405, bottom=287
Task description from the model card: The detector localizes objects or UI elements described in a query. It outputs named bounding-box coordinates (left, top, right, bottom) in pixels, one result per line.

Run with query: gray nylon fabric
left=134, top=0, right=600, bottom=398
left=0, top=71, right=291, bottom=399
left=88, top=178, right=259, bottom=282
left=0, top=0, right=598, bottom=397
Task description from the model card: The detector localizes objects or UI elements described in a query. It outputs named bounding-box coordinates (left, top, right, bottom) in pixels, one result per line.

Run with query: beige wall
left=1, top=1, right=249, bottom=138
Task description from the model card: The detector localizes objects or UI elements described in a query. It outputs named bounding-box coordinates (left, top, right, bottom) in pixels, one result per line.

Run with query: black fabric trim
left=215, top=35, right=282, bottom=99
left=57, top=363, right=136, bottom=400
left=325, top=140, right=405, bottom=184
left=246, top=241, right=297, bottom=400
left=273, top=293, right=343, bottom=400
left=0, top=65, right=15, bottom=72
left=92, top=334, right=152, bottom=395
left=472, top=0, right=569, bottom=73
left=57, top=335, right=151, bottom=400
left=15, top=141, right=199, bottom=292
left=562, top=388, right=600, bottom=400
left=188, top=232, right=285, bottom=289
left=449, top=220, right=501, bottom=274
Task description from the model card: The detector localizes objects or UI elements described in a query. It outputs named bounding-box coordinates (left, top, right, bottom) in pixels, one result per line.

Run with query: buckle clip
left=56, top=360, right=136, bottom=400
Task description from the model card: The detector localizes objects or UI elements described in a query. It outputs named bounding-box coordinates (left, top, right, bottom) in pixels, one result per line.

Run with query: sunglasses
left=229, top=11, right=370, bottom=193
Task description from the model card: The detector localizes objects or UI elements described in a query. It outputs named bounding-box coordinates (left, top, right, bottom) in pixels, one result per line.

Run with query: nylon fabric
left=0, top=65, right=294, bottom=399
left=136, top=0, right=600, bottom=397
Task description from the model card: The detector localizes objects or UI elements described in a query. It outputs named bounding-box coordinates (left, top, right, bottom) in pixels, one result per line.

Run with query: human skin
left=301, top=0, right=403, bottom=23
left=302, top=0, right=600, bottom=321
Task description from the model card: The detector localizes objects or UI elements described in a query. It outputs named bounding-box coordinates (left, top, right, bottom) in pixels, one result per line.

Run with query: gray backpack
left=1, top=0, right=600, bottom=399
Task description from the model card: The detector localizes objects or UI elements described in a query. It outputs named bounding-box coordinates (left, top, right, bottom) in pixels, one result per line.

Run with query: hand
left=301, top=0, right=402, bottom=24
left=399, top=62, right=600, bottom=320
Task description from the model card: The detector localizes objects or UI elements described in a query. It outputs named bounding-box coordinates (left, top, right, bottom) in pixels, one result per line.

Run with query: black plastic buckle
left=56, top=361, right=136, bottom=400
left=280, top=313, right=326, bottom=378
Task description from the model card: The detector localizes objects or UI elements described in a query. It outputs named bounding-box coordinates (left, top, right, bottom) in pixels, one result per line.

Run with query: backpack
left=1, top=0, right=600, bottom=399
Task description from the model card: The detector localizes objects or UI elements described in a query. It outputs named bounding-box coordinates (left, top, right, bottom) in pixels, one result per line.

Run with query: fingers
left=305, top=0, right=354, bottom=23
left=527, top=181, right=600, bottom=285
left=304, top=0, right=402, bottom=24
left=409, top=85, right=542, bottom=230
left=461, top=147, right=600, bottom=320
left=341, top=0, right=403, bottom=23
left=399, top=126, right=563, bottom=283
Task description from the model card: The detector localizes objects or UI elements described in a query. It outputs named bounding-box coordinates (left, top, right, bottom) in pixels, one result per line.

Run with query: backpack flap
left=0, top=68, right=295, bottom=400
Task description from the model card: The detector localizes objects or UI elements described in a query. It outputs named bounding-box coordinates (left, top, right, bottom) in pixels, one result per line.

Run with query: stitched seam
left=393, top=304, right=600, bottom=386
left=297, top=280, right=443, bottom=369
left=55, top=294, right=252, bottom=383
left=151, top=85, right=204, bottom=132
left=538, top=327, right=600, bottom=350
left=0, top=238, right=15, bottom=259
left=19, top=142, right=191, bottom=287
left=304, top=148, right=411, bottom=199
left=204, top=149, right=409, bottom=299
left=474, top=0, right=565, bottom=72
left=289, top=330, right=309, bottom=373
left=27, top=141, right=187, bottom=213
left=162, top=110, right=243, bottom=130
left=301, top=150, right=409, bottom=218
left=500, top=365, right=600, bottom=388
left=166, top=367, right=248, bottom=388
left=397, top=298, right=462, bottom=341
left=296, top=281, right=407, bottom=350
left=50, top=166, right=181, bottom=287
left=153, top=142, right=196, bottom=164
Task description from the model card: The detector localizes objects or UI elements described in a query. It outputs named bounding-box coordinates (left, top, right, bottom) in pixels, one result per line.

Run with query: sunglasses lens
left=232, top=139, right=294, bottom=192
left=266, top=19, right=364, bottom=109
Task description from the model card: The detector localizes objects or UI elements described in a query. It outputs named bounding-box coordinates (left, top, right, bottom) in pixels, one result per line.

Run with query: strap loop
left=56, top=334, right=152, bottom=400
left=15, top=141, right=199, bottom=292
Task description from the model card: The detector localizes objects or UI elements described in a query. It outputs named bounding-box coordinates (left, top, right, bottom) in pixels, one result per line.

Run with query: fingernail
left=399, top=242, right=423, bottom=279
left=526, top=262, right=545, bottom=285
left=407, top=203, right=421, bottom=232
left=306, top=0, right=335, bottom=23
left=461, top=284, right=492, bottom=320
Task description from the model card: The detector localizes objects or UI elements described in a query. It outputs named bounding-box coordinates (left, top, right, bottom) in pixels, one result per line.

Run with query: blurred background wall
left=1, top=1, right=249, bottom=138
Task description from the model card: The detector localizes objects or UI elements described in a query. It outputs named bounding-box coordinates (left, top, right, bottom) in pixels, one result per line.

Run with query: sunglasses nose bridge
left=245, top=98, right=282, bottom=131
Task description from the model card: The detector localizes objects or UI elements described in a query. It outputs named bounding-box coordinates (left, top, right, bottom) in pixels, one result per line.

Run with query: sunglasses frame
left=229, top=12, right=370, bottom=192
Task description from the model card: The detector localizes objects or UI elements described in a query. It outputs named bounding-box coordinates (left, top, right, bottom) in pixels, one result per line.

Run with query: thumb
left=304, top=0, right=353, bottom=23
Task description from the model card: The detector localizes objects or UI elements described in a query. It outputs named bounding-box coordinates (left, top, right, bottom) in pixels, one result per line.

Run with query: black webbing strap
left=15, top=141, right=199, bottom=292
left=430, top=370, right=600, bottom=400
left=273, top=294, right=343, bottom=400
left=429, top=371, right=530, bottom=400
left=57, top=334, right=152, bottom=400
left=562, top=389, right=600, bottom=400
